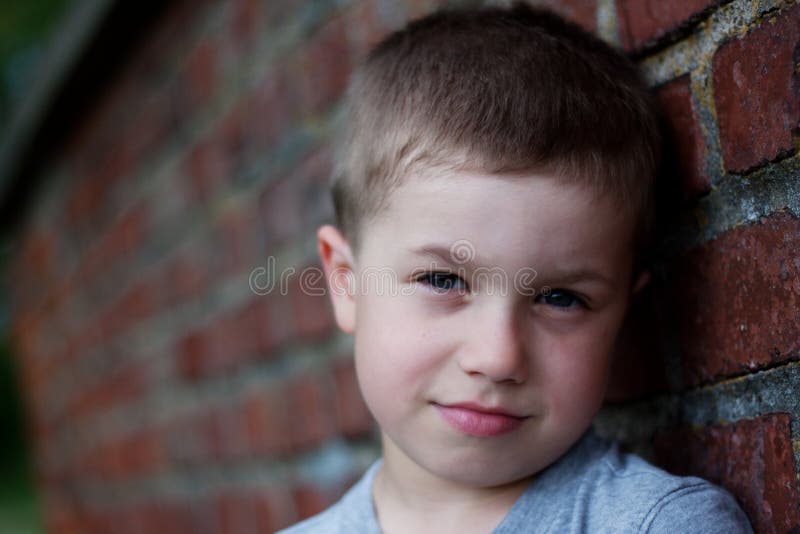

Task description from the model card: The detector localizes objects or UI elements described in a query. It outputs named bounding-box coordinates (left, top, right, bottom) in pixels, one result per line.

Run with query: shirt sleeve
left=640, top=482, right=754, bottom=534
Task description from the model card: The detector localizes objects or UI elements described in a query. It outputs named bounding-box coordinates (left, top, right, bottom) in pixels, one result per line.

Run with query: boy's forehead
left=380, top=168, right=626, bottom=230
left=362, top=169, right=635, bottom=277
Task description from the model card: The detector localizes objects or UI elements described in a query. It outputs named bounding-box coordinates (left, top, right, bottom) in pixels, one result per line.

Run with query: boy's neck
left=372, top=437, right=534, bottom=534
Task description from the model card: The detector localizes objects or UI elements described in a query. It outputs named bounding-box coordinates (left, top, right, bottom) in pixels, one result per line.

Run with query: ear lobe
left=317, top=224, right=357, bottom=334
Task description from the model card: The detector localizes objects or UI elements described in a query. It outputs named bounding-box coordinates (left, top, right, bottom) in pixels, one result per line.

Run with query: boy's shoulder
left=277, top=430, right=752, bottom=533
left=494, top=429, right=752, bottom=533
left=275, top=460, right=382, bottom=534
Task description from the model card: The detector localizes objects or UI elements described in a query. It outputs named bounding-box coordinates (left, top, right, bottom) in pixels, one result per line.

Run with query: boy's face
left=319, top=168, right=647, bottom=489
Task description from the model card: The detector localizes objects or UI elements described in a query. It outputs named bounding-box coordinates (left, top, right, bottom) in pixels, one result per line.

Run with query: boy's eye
left=535, top=289, right=586, bottom=309
left=416, top=271, right=469, bottom=293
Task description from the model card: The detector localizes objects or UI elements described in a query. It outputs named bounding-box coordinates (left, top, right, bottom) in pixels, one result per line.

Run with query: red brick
left=123, top=89, right=172, bottom=166
left=187, top=496, right=224, bottom=534
left=286, top=372, right=335, bottom=451
left=536, top=0, right=597, bottom=34
left=218, top=491, right=257, bottom=534
left=259, top=175, right=305, bottom=248
left=617, top=0, right=718, bottom=51
left=242, top=63, right=298, bottom=152
left=100, top=278, right=158, bottom=341
left=67, top=360, right=148, bottom=421
left=332, top=358, right=375, bottom=437
left=154, top=500, right=194, bottom=532
left=167, top=412, right=209, bottom=465
left=183, top=113, right=241, bottom=203
left=344, top=1, right=398, bottom=62
left=230, top=0, right=262, bottom=52
left=20, top=230, right=56, bottom=281
left=78, top=203, right=149, bottom=288
left=656, top=75, right=710, bottom=203
left=259, top=146, right=334, bottom=247
left=177, top=314, right=255, bottom=381
left=291, top=484, right=330, bottom=521
left=233, top=297, right=268, bottom=354
left=258, top=290, right=294, bottom=353
left=177, top=330, right=208, bottom=380
left=667, top=212, right=800, bottom=385
left=712, top=4, right=800, bottom=173
left=298, top=146, right=335, bottom=227
left=244, top=386, right=291, bottom=457
left=214, top=202, right=262, bottom=276
left=254, top=488, right=297, bottom=532
left=212, top=403, right=251, bottom=461
left=160, top=249, right=208, bottom=306
left=297, top=15, right=352, bottom=115
left=291, top=264, right=336, bottom=340
left=655, top=413, right=799, bottom=533
left=185, top=39, right=218, bottom=111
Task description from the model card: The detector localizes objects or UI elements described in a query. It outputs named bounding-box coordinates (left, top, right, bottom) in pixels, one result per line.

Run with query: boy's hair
left=332, top=3, right=662, bottom=270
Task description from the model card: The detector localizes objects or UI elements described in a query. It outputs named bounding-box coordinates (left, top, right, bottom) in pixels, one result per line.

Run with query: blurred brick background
left=3, top=0, right=799, bottom=532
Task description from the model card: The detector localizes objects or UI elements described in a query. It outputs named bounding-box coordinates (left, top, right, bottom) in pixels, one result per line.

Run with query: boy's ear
left=630, top=269, right=651, bottom=297
left=317, top=224, right=357, bottom=334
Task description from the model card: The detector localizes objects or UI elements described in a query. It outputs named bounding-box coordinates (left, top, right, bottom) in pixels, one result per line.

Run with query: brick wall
left=5, top=0, right=799, bottom=532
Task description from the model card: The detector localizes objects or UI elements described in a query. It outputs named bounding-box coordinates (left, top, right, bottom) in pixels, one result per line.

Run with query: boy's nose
left=456, top=303, right=529, bottom=384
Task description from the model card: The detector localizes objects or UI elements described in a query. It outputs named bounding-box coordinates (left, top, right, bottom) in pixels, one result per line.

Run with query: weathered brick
left=297, top=15, right=352, bottom=115
left=290, top=264, right=336, bottom=340
left=182, top=111, right=242, bottom=205
left=184, top=39, right=218, bottom=113
left=259, top=146, right=334, bottom=248
left=535, top=0, right=597, bottom=34
left=656, top=75, right=710, bottom=202
left=244, top=387, right=291, bottom=457
left=232, top=296, right=274, bottom=357
left=332, top=358, right=375, bottom=437
left=254, top=487, right=297, bottom=532
left=177, top=314, right=251, bottom=381
left=215, top=403, right=252, bottom=461
left=187, top=496, right=224, bottom=534
left=299, top=146, right=335, bottom=228
left=67, top=360, right=148, bottom=421
left=712, top=4, right=800, bottom=173
left=100, top=278, right=158, bottom=341
left=286, top=372, right=336, bottom=451
left=80, top=203, right=150, bottom=289
left=241, top=63, right=298, bottom=152
left=122, top=88, right=172, bottom=169
left=160, top=249, right=208, bottom=306
left=213, top=202, right=263, bottom=276
left=177, top=330, right=207, bottom=380
left=291, top=484, right=331, bottom=521
left=655, top=413, right=799, bottom=534
left=259, top=175, right=303, bottom=249
left=229, top=0, right=262, bottom=52
left=617, top=0, right=718, bottom=51
left=218, top=491, right=257, bottom=534
left=667, top=212, right=800, bottom=385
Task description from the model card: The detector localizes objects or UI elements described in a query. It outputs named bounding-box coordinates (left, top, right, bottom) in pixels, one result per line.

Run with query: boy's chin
left=399, top=441, right=549, bottom=489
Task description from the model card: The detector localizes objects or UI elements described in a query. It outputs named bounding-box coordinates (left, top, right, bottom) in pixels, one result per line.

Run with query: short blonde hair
left=332, top=3, right=662, bottom=267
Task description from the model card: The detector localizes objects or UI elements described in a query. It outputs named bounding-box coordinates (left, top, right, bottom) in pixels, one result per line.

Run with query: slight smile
left=433, top=402, right=530, bottom=438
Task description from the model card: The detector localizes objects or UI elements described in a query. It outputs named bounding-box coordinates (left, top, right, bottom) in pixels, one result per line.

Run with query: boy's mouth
left=433, top=401, right=529, bottom=437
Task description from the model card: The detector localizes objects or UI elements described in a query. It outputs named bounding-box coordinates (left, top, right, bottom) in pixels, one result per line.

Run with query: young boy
left=280, top=4, right=752, bottom=533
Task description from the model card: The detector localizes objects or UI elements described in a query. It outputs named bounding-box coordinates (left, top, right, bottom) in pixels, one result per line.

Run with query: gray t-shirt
left=278, top=430, right=753, bottom=533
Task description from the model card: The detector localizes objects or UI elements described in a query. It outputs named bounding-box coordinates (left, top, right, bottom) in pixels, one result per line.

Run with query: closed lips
left=434, top=402, right=529, bottom=437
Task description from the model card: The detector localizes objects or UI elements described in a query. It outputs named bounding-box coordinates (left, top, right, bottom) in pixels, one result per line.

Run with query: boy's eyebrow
left=409, top=244, right=480, bottom=268
left=409, top=244, right=616, bottom=288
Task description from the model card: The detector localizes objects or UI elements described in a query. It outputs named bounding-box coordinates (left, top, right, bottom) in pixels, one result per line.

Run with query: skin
left=318, top=168, right=649, bottom=534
